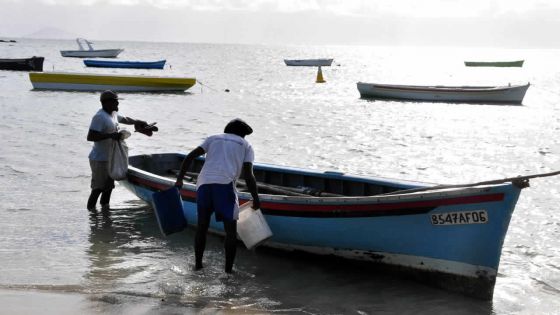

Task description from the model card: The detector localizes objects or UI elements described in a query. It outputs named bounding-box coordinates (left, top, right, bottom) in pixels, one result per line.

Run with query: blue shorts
left=197, top=183, right=238, bottom=222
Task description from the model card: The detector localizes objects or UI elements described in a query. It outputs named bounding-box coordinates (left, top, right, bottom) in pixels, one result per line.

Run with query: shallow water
left=1, top=39, right=560, bottom=314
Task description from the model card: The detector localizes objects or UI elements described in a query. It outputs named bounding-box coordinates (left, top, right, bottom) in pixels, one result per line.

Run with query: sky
left=1, top=0, right=560, bottom=47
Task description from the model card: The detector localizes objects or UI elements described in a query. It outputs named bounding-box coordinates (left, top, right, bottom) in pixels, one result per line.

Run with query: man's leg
left=87, top=189, right=103, bottom=211
left=223, top=220, right=237, bottom=273
left=194, top=212, right=211, bottom=270
left=89, top=160, right=114, bottom=210
left=100, top=188, right=112, bottom=210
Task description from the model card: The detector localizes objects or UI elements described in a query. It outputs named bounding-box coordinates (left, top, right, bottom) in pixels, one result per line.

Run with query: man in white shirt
left=175, top=118, right=260, bottom=273
left=86, top=90, right=147, bottom=211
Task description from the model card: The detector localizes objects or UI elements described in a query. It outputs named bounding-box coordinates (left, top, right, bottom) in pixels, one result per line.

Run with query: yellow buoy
left=316, top=66, right=326, bottom=83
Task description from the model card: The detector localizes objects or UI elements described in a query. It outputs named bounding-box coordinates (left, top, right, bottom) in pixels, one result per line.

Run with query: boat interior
left=130, top=154, right=415, bottom=198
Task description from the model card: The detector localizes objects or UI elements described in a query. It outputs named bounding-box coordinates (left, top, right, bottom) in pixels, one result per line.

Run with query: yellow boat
left=29, top=72, right=196, bottom=92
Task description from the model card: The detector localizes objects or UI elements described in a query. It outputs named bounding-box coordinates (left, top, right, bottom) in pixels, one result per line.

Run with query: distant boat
left=464, top=60, right=524, bottom=67
left=123, top=152, right=527, bottom=300
left=60, top=38, right=123, bottom=58
left=357, top=82, right=530, bottom=104
left=0, top=56, right=44, bottom=71
left=84, top=59, right=166, bottom=69
left=284, top=59, right=333, bottom=66
left=29, top=72, right=196, bottom=92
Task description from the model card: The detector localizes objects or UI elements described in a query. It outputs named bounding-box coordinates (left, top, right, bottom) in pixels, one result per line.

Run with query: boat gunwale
left=126, top=154, right=514, bottom=205
left=29, top=72, right=196, bottom=87
left=60, top=48, right=124, bottom=54
left=284, top=58, right=334, bottom=66
left=464, top=60, right=524, bottom=67
left=83, top=59, right=166, bottom=66
left=0, top=56, right=45, bottom=63
left=284, top=58, right=334, bottom=62
left=357, top=82, right=530, bottom=94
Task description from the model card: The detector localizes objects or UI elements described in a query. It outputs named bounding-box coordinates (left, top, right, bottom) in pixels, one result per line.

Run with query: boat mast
left=85, top=40, right=94, bottom=51
left=76, top=38, right=85, bottom=51
left=76, top=38, right=95, bottom=51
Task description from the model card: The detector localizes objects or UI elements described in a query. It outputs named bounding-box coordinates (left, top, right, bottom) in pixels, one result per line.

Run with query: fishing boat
left=357, top=82, right=530, bottom=104
left=29, top=72, right=196, bottom=92
left=60, top=38, right=123, bottom=58
left=122, top=152, right=528, bottom=300
left=284, top=59, right=333, bottom=66
left=464, top=60, right=524, bottom=67
left=84, top=59, right=166, bottom=69
left=0, top=56, right=44, bottom=71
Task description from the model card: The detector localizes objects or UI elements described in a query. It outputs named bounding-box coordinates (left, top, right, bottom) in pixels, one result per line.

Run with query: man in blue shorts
left=174, top=118, right=261, bottom=273
left=86, top=90, right=149, bottom=211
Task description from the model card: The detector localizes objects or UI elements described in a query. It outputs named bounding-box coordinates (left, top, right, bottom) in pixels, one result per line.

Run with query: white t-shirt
left=196, top=133, right=255, bottom=188
left=88, top=109, right=123, bottom=161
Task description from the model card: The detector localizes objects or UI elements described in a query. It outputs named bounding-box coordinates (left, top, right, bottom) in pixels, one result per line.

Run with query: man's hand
left=175, top=178, right=183, bottom=188
left=109, top=132, right=121, bottom=140
left=251, top=199, right=261, bottom=210
left=134, top=121, right=158, bottom=137
left=134, top=120, right=148, bottom=129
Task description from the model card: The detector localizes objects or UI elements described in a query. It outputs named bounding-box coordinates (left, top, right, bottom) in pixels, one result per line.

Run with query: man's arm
left=119, top=116, right=144, bottom=125
left=174, top=147, right=206, bottom=187
left=87, top=129, right=120, bottom=142
left=243, top=162, right=260, bottom=210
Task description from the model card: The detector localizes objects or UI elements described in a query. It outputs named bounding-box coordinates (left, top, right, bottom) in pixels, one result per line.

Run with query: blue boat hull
left=83, top=59, right=166, bottom=69
left=122, top=153, right=523, bottom=299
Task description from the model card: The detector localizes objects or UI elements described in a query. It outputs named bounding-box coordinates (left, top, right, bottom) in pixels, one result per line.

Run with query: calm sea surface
left=1, top=39, right=559, bottom=314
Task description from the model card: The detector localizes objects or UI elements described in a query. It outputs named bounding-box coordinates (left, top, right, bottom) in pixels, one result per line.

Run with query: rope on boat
left=169, top=169, right=560, bottom=197
left=382, top=170, right=560, bottom=195
left=197, top=81, right=221, bottom=93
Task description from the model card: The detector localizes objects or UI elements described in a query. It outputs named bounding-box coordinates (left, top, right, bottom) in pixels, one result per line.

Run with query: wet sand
left=0, top=289, right=192, bottom=315
left=0, top=288, right=277, bottom=314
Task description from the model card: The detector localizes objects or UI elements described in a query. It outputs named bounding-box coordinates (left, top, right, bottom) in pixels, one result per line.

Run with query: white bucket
left=237, top=201, right=273, bottom=249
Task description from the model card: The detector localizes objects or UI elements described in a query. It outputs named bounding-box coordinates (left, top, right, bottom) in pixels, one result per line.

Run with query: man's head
left=224, top=118, right=253, bottom=138
left=100, top=90, right=121, bottom=113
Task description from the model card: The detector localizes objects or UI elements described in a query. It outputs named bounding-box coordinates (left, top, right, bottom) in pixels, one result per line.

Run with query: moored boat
left=0, top=56, right=44, bottom=71
left=357, top=82, right=530, bottom=104
left=284, top=59, right=333, bottom=66
left=60, top=38, right=123, bottom=58
left=29, top=72, right=196, bottom=92
left=465, top=60, right=524, bottom=67
left=122, top=152, right=527, bottom=300
left=84, top=59, right=166, bottom=69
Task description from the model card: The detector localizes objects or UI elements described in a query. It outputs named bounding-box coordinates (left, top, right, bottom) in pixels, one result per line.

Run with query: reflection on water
left=86, top=209, right=118, bottom=289
left=81, top=199, right=496, bottom=314
left=86, top=204, right=163, bottom=292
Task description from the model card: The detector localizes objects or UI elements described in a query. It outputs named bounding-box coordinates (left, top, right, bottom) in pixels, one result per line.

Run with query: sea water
left=1, top=39, right=559, bottom=314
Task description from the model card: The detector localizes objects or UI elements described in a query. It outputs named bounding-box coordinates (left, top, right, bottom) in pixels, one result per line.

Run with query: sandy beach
left=0, top=288, right=210, bottom=315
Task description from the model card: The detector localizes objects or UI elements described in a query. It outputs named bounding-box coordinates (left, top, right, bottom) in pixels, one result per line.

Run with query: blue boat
left=83, top=59, right=166, bottom=69
left=122, top=153, right=527, bottom=300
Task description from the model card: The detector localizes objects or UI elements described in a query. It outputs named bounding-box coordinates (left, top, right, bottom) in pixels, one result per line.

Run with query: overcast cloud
left=1, top=0, right=559, bottom=47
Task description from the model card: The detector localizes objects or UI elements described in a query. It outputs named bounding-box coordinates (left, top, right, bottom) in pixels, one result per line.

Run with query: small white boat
left=60, top=38, right=123, bottom=58
left=357, top=82, right=530, bottom=104
left=29, top=72, right=196, bottom=92
left=284, top=59, right=333, bottom=67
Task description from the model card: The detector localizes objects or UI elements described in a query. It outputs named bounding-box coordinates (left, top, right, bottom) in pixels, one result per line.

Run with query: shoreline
left=0, top=288, right=202, bottom=315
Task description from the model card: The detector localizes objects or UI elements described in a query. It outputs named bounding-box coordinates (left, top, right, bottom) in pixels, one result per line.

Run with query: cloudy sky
left=1, top=0, right=559, bottom=47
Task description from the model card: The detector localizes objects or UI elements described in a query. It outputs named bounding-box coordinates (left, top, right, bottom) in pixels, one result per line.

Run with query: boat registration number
left=430, top=210, right=488, bottom=225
